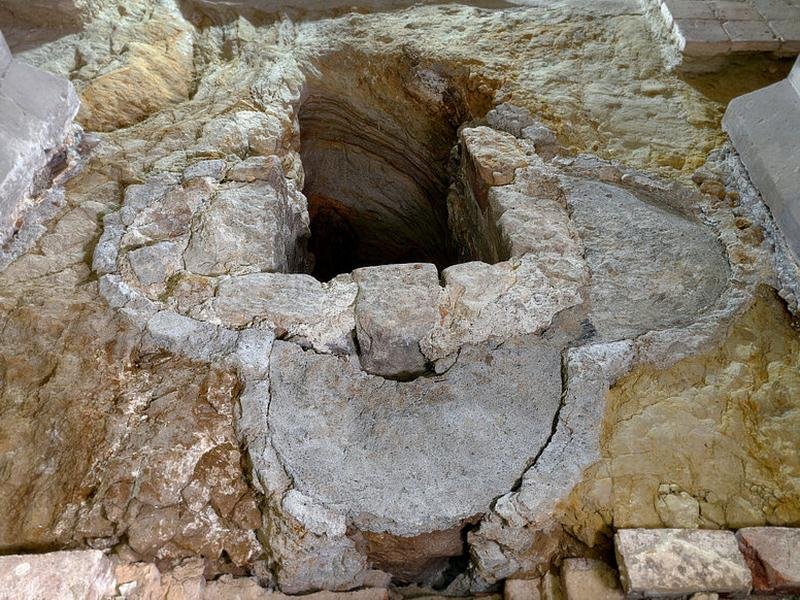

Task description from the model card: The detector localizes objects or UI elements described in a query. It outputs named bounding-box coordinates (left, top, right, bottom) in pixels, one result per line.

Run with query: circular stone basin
left=268, top=334, right=566, bottom=536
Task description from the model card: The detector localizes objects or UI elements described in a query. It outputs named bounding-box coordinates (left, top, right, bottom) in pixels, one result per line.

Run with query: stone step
left=643, top=0, right=800, bottom=61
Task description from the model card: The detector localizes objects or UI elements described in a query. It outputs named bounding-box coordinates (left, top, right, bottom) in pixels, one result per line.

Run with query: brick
left=769, top=18, right=800, bottom=52
left=615, top=529, right=752, bottom=598
left=724, top=19, right=781, bottom=51
left=754, top=0, right=800, bottom=19
left=673, top=18, right=732, bottom=55
left=711, top=1, right=762, bottom=20
left=736, top=527, right=800, bottom=595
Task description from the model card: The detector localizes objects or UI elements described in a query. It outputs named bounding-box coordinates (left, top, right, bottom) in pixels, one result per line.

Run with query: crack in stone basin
left=267, top=334, right=567, bottom=537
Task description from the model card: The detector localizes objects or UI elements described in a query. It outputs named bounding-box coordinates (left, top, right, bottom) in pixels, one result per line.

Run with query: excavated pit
left=300, top=96, right=457, bottom=280
left=297, top=52, right=487, bottom=281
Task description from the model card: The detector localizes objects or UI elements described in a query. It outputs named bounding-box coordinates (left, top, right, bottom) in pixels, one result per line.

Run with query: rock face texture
left=0, top=0, right=798, bottom=597
left=723, top=56, right=800, bottom=261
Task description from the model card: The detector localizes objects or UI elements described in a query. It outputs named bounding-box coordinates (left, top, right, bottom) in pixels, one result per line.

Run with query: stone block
left=723, top=20, right=780, bottom=51
left=561, top=558, right=624, bottom=600
left=722, top=58, right=800, bottom=261
left=1, top=60, right=78, bottom=143
left=0, top=550, right=116, bottom=600
left=615, top=529, right=752, bottom=598
left=736, top=527, right=800, bottom=594
left=353, top=263, right=440, bottom=379
left=754, top=0, right=800, bottom=19
left=673, top=19, right=732, bottom=56
left=769, top=19, right=800, bottom=52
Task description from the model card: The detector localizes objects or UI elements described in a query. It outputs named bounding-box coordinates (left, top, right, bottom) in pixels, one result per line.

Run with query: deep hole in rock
left=297, top=52, right=492, bottom=281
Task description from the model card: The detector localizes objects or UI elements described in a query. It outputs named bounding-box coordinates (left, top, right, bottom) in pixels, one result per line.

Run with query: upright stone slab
left=615, top=529, right=752, bottom=598
left=0, top=29, right=80, bottom=242
left=0, top=550, right=116, bottom=600
left=723, top=56, right=800, bottom=261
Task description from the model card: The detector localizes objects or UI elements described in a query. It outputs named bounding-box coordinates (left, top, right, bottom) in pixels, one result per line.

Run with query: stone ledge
left=643, top=0, right=800, bottom=61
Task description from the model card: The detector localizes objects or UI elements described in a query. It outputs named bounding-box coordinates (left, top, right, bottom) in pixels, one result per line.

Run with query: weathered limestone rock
left=559, top=291, right=800, bottom=545
left=560, top=558, right=623, bottom=600
left=736, top=527, right=800, bottom=594
left=0, top=550, right=116, bottom=600
left=128, top=241, right=184, bottom=287
left=114, top=561, right=162, bottom=600
left=615, top=529, right=752, bottom=598
left=723, top=56, right=800, bottom=261
left=183, top=181, right=307, bottom=276
left=353, top=263, right=440, bottom=379
left=460, top=126, right=529, bottom=214
left=76, top=16, right=195, bottom=132
left=4, top=0, right=798, bottom=596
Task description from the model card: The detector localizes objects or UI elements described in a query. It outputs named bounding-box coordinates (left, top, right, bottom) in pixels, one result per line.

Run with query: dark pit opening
left=299, top=96, right=460, bottom=281
left=297, top=53, right=488, bottom=281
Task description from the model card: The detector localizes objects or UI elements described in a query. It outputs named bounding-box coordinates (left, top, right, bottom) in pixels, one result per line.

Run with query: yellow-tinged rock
left=78, top=20, right=194, bottom=132
left=560, top=290, right=800, bottom=541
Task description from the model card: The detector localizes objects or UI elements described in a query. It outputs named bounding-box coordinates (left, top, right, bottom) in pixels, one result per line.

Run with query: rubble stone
left=352, top=263, right=440, bottom=379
